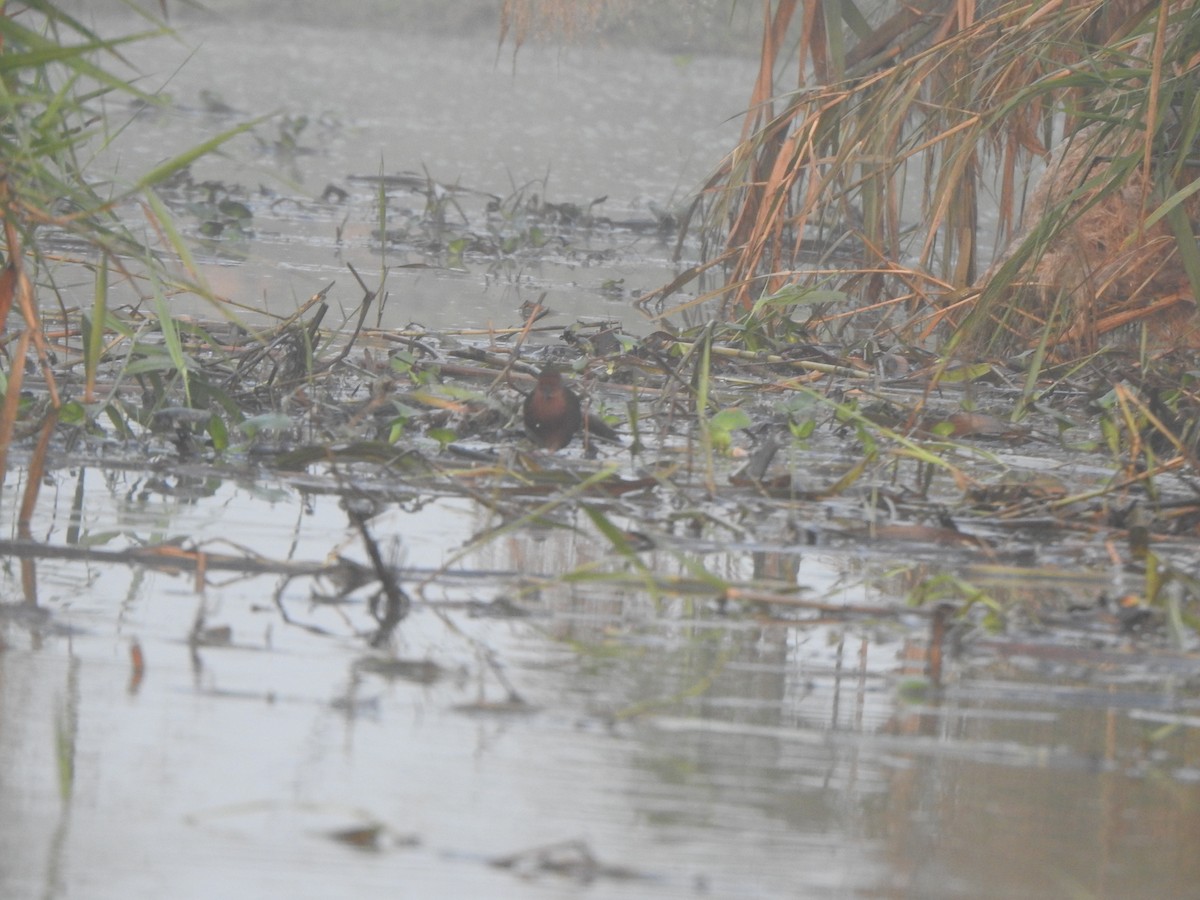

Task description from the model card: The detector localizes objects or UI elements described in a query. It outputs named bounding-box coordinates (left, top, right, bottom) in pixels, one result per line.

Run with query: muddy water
left=4, top=462, right=1200, bottom=898
left=83, top=10, right=753, bottom=333
left=4, top=7, right=1200, bottom=900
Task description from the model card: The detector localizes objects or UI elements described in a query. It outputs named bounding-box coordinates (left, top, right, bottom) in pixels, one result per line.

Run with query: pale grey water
left=82, top=8, right=755, bottom=333
left=3, top=5, right=1200, bottom=900
left=6, top=462, right=1200, bottom=898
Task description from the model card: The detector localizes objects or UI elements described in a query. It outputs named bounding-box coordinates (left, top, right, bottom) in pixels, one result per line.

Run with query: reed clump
left=598, top=1, right=1200, bottom=360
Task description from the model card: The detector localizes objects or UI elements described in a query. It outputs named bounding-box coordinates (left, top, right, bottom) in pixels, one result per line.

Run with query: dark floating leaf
left=325, top=823, right=420, bottom=852
left=453, top=698, right=539, bottom=717
left=489, top=838, right=650, bottom=884
left=355, top=656, right=445, bottom=684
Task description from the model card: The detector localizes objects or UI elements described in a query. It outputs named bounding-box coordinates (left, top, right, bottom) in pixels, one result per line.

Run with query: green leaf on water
left=709, top=406, right=751, bottom=453
left=447, top=237, right=467, bottom=268
left=709, top=407, right=751, bottom=433
left=59, top=400, right=87, bottom=426
left=937, top=363, right=993, bottom=383
left=207, top=413, right=229, bottom=452
left=789, top=417, right=815, bottom=440
left=427, top=427, right=456, bottom=450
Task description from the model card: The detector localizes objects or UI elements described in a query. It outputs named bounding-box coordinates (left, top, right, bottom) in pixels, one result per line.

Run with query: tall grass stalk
left=500, top=2, right=1198, bottom=356
left=0, top=3, right=255, bottom=495
left=685, top=1, right=1199, bottom=356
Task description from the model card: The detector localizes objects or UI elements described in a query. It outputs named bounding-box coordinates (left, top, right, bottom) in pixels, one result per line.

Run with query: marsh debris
left=489, top=839, right=652, bottom=884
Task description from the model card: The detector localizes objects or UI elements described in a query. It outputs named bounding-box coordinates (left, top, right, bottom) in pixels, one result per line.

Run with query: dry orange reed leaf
left=978, top=126, right=1200, bottom=354
left=972, top=8, right=1200, bottom=355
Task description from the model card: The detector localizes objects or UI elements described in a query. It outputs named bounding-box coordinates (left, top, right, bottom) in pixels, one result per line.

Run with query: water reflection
left=3, top=458, right=1200, bottom=896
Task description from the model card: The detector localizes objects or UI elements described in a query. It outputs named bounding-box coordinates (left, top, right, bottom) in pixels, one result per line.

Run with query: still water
left=3, top=5, right=1200, bottom=899
left=86, top=6, right=754, bottom=332
left=5, top=454, right=1200, bottom=898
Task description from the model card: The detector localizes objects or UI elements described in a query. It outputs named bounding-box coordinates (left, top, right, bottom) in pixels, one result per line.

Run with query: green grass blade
left=85, top=257, right=108, bottom=403
left=132, top=118, right=264, bottom=194
left=153, top=277, right=190, bottom=406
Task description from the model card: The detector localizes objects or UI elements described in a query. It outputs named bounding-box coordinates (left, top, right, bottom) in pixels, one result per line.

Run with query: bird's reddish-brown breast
left=523, top=370, right=582, bottom=451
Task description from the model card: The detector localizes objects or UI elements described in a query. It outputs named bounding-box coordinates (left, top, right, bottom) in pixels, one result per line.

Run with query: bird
left=523, top=368, right=583, bottom=451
